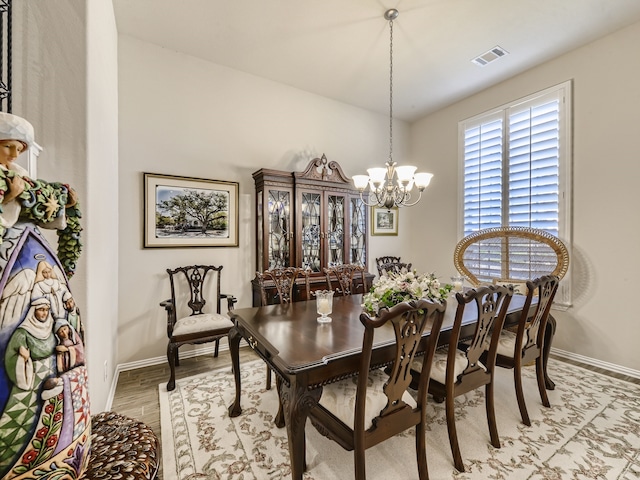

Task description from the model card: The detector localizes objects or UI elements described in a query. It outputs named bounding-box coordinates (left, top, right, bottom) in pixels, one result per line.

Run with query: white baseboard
left=550, top=347, right=640, bottom=380
left=107, top=342, right=235, bottom=409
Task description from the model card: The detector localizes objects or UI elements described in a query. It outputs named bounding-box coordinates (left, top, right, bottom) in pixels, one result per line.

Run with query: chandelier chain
left=351, top=8, right=433, bottom=210
left=388, top=15, right=394, bottom=163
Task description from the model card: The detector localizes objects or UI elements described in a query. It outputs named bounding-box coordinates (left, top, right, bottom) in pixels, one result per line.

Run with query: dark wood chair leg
left=485, top=382, right=501, bottom=449
left=167, top=343, right=177, bottom=391
left=514, top=361, right=531, bottom=426
left=536, top=355, right=551, bottom=407
left=543, top=315, right=557, bottom=390
left=214, top=338, right=220, bottom=357
left=354, top=443, right=366, bottom=480
left=445, top=393, right=465, bottom=472
left=416, top=421, right=429, bottom=480
left=174, top=346, right=180, bottom=367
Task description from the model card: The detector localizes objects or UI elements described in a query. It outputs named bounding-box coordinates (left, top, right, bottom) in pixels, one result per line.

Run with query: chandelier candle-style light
left=352, top=8, right=433, bottom=210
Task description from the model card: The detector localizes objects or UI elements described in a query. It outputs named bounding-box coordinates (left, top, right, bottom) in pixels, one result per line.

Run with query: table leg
left=280, top=378, right=321, bottom=480
left=227, top=325, right=243, bottom=417
left=543, top=314, right=557, bottom=390
left=275, top=376, right=285, bottom=428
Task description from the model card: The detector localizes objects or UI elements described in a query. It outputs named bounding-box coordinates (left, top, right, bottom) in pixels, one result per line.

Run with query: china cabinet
left=252, top=155, right=371, bottom=305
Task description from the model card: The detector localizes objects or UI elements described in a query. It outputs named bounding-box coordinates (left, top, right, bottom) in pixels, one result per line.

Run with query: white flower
left=362, top=269, right=451, bottom=315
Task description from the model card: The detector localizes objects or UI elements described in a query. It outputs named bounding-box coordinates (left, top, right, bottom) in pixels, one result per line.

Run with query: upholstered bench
left=80, top=411, right=159, bottom=480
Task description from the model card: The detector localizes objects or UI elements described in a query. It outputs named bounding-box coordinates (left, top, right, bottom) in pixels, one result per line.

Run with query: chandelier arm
left=398, top=190, right=424, bottom=207
left=358, top=191, right=384, bottom=208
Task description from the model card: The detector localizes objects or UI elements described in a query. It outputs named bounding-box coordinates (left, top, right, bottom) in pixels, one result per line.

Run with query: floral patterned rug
left=159, top=358, right=640, bottom=479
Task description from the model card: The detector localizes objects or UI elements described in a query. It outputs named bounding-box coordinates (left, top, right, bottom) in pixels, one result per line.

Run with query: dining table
left=227, top=292, right=555, bottom=480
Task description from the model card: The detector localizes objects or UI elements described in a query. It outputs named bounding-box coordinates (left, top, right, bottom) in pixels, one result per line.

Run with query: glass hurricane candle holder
left=315, top=290, right=334, bottom=323
left=451, top=275, right=465, bottom=294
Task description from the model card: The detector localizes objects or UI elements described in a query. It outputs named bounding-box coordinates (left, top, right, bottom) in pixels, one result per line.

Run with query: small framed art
left=144, top=172, right=239, bottom=248
left=371, top=206, right=398, bottom=236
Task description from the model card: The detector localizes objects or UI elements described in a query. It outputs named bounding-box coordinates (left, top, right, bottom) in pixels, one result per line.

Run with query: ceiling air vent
left=471, top=45, right=509, bottom=67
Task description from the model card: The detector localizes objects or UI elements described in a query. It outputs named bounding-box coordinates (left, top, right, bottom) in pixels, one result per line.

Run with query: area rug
left=159, top=359, right=640, bottom=479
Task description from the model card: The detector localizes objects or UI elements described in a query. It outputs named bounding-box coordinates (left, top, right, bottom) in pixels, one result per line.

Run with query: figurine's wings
left=0, top=268, right=36, bottom=329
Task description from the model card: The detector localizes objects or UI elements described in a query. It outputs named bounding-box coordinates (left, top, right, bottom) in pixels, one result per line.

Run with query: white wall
left=86, top=0, right=119, bottom=410
left=11, top=0, right=118, bottom=412
left=117, top=35, right=411, bottom=365
left=408, top=21, right=640, bottom=372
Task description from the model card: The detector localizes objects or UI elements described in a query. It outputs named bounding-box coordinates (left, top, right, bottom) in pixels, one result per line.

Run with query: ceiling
left=113, top=0, right=640, bottom=122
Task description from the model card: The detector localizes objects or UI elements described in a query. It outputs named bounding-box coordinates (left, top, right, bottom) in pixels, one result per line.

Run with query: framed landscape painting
left=144, top=173, right=239, bottom=248
left=371, top=206, right=398, bottom=236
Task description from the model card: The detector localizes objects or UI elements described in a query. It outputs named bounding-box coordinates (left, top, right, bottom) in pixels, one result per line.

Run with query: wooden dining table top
left=229, top=293, right=530, bottom=376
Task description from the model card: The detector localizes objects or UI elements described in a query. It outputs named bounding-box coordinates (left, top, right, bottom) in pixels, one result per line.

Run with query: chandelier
left=352, top=9, right=433, bottom=209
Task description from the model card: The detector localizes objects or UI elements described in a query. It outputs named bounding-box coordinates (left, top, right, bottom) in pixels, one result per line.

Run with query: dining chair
left=160, top=265, right=237, bottom=391
left=495, top=275, right=559, bottom=426
left=256, top=267, right=310, bottom=389
left=375, top=256, right=402, bottom=276
left=411, top=285, right=513, bottom=472
left=324, top=263, right=368, bottom=295
left=308, top=298, right=446, bottom=480
left=377, top=261, right=412, bottom=277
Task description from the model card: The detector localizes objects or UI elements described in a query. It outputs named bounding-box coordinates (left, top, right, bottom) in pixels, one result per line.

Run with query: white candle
left=317, top=298, right=331, bottom=314
left=453, top=280, right=463, bottom=292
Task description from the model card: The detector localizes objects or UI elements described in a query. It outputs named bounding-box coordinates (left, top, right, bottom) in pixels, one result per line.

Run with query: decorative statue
left=0, top=112, right=88, bottom=479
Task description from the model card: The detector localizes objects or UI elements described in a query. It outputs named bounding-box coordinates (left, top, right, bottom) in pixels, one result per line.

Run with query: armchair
left=160, top=265, right=237, bottom=391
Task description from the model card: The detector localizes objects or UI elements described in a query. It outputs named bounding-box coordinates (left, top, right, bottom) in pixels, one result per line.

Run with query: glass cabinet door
left=326, top=194, right=346, bottom=266
left=300, top=191, right=322, bottom=272
left=266, top=189, right=292, bottom=269
left=350, top=197, right=366, bottom=265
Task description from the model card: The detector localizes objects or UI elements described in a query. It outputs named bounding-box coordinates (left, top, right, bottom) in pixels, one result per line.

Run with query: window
left=459, top=81, right=572, bottom=306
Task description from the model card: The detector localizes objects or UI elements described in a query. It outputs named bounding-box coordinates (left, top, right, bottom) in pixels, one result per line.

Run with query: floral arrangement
left=363, top=269, right=452, bottom=315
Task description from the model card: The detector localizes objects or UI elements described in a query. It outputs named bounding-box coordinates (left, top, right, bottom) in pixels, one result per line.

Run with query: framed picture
left=371, top=206, right=398, bottom=236
left=144, top=172, right=239, bottom=248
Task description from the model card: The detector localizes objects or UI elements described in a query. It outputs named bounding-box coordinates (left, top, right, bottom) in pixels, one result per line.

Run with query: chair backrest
left=356, top=298, right=446, bottom=436
left=378, top=261, right=412, bottom=277
left=518, top=275, right=560, bottom=353
left=453, top=226, right=569, bottom=287
left=324, top=263, right=366, bottom=295
left=375, top=256, right=402, bottom=274
left=166, top=265, right=223, bottom=320
left=447, top=285, right=513, bottom=387
left=256, top=267, right=310, bottom=306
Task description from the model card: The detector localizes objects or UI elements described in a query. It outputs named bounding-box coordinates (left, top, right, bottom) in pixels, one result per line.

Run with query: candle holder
left=451, top=275, right=465, bottom=294
left=314, top=290, right=334, bottom=323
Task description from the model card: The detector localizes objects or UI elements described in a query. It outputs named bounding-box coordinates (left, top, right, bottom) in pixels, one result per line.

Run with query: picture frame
left=371, top=206, right=398, bottom=236
left=144, top=172, right=239, bottom=248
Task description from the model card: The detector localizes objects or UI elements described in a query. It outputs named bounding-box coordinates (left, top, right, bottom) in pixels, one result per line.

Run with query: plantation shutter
left=459, top=82, right=572, bottom=306
left=508, top=91, right=560, bottom=236
left=462, top=114, right=503, bottom=237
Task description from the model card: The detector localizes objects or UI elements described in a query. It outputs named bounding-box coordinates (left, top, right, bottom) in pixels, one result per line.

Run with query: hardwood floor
left=110, top=347, right=259, bottom=480
left=110, top=348, right=638, bottom=480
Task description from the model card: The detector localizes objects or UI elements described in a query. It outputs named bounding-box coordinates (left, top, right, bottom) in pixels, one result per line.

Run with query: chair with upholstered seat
left=495, top=275, right=559, bottom=426
left=411, top=285, right=513, bottom=472
left=160, top=265, right=237, bottom=391
left=308, top=298, right=446, bottom=480
left=324, top=263, right=368, bottom=295
left=256, top=267, right=310, bottom=390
